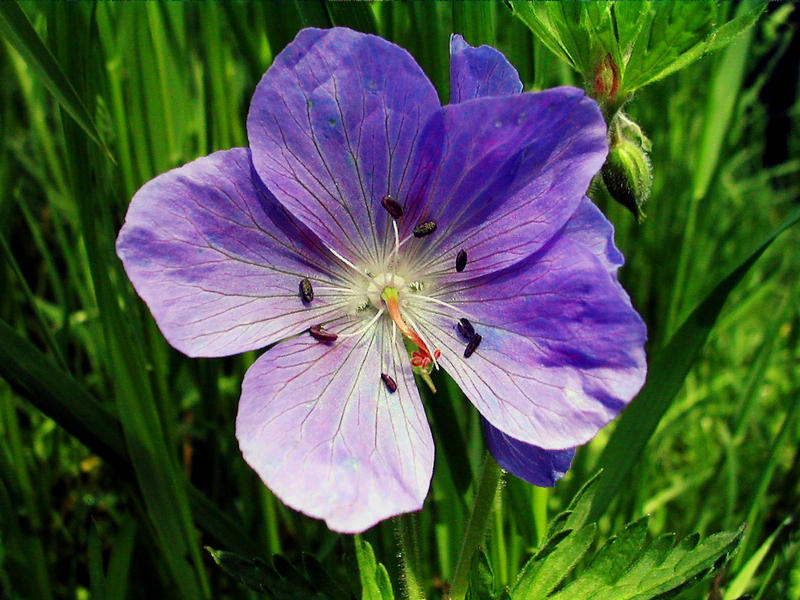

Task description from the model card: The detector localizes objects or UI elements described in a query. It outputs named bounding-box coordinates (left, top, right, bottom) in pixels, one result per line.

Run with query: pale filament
left=326, top=245, right=373, bottom=283
left=337, top=308, right=386, bottom=338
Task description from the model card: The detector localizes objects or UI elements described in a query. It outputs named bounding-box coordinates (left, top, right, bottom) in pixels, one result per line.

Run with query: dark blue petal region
left=482, top=418, right=575, bottom=487
left=449, top=34, right=523, bottom=103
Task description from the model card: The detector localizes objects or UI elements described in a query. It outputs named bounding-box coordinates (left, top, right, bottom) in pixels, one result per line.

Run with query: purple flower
left=116, top=28, right=647, bottom=533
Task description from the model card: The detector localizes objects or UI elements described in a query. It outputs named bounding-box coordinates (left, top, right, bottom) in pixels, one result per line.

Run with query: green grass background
left=0, top=2, right=798, bottom=599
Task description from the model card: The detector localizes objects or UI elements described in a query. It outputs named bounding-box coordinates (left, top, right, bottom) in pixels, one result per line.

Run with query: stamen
left=455, top=249, right=467, bottom=273
left=326, top=245, right=372, bottom=282
left=391, top=220, right=400, bottom=283
left=381, top=373, right=397, bottom=393
left=299, top=277, right=314, bottom=303
left=413, top=220, right=437, bottom=238
left=406, top=293, right=461, bottom=314
left=457, top=318, right=475, bottom=340
left=464, top=333, right=482, bottom=358
left=337, top=308, right=385, bottom=338
left=381, top=194, right=403, bottom=219
left=309, top=324, right=338, bottom=343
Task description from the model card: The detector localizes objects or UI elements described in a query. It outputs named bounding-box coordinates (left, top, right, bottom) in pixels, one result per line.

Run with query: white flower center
left=366, top=272, right=406, bottom=308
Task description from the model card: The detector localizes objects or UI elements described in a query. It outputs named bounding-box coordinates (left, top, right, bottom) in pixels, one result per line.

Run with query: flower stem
left=447, top=452, right=504, bottom=600
left=395, top=512, right=426, bottom=600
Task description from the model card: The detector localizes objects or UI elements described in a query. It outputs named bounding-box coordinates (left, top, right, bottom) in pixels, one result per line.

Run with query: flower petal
left=236, top=318, right=434, bottom=533
left=561, top=196, right=624, bottom=275
left=401, top=89, right=608, bottom=281
left=247, top=27, right=440, bottom=266
left=116, top=148, right=347, bottom=358
left=449, top=34, right=522, bottom=103
left=414, top=229, right=647, bottom=450
left=482, top=418, right=575, bottom=487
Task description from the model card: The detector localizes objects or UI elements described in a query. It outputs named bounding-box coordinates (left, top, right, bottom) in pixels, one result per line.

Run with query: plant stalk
left=447, top=452, right=504, bottom=600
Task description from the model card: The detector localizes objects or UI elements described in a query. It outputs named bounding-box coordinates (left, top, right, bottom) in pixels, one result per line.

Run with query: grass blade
left=589, top=205, right=800, bottom=520
left=0, top=316, right=261, bottom=558
left=0, top=2, right=109, bottom=156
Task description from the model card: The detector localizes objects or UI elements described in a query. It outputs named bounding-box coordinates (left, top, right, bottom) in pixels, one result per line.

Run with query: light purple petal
left=116, top=148, right=347, bottom=358
left=400, top=89, right=608, bottom=281
left=247, top=27, right=440, bottom=266
left=413, top=230, right=647, bottom=450
left=236, top=318, right=434, bottom=533
left=561, top=197, right=624, bottom=275
left=449, top=34, right=522, bottom=103
left=482, top=418, right=575, bottom=487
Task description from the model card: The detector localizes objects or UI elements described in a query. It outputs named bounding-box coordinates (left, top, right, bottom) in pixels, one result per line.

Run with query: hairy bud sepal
left=601, top=114, right=652, bottom=223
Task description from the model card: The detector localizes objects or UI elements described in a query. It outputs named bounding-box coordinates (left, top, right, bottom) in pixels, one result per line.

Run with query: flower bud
left=601, top=114, right=652, bottom=222
left=592, top=53, right=619, bottom=104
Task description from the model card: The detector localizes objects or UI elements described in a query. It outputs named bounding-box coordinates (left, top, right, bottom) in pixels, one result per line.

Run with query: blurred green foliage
left=0, top=2, right=798, bottom=599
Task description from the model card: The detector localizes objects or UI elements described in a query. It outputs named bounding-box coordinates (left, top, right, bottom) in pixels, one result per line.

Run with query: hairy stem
left=448, top=453, right=504, bottom=600
left=395, top=512, right=426, bottom=600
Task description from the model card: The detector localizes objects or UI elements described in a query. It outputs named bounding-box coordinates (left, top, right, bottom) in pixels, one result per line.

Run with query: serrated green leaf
left=354, top=535, right=394, bottom=600
left=508, top=2, right=595, bottom=72
left=206, top=548, right=273, bottom=594
left=548, top=525, right=744, bottom=600
left=510, top=1, right=764, bottom=96
left=466, top=548, right=494, bottom=600
left=511, top=524, right=596, bottom=599
left=629, top=2, right=765, bottom=90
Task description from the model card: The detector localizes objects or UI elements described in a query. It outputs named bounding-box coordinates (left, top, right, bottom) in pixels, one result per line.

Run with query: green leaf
left=354, top=535, right=394, bottom=600
left=0, top=2, right=110, bottom=156
left=206, top=548, right=273, bottom=594
left=548, top=525, right=745, bottom=600
left=628, top=2, right=765, bottom=90
left=509, top=1, right=764, bottom=96
left=207, top=548, right=352, bottom=600
left=511, top=523, right=597, bottom=599
left=466, top=548, right=494, bottom=600
left=589, top=205, right=800, bottom=520
left=508, top=2, right=604, bottom=73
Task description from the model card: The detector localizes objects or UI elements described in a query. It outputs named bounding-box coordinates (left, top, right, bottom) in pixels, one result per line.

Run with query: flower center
left=366, top=272, right=406, bottom=309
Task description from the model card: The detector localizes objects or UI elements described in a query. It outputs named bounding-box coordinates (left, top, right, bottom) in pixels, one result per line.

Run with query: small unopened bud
left=593, top=53, right=619, bottom=104
left=601, top=114, right=652, bottom=222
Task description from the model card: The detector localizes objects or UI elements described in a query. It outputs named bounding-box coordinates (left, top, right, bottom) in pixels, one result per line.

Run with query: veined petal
left=401, top=89, right=608, bottom=281
left=482, top=418, right=575, bottom=487
left=415, top=231, right=646, bottom=450
left=236, top=318, right=434, bottom=533
left=116, top=148, right=346, bottom=358
left=561, top=196, right=624, bottom=275
left=449, top=34, right=522, bottom=103
left=247, top=27, right=440, bottom=266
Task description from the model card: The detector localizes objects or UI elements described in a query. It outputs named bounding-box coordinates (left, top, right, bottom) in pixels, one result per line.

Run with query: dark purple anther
left=381, top=372, right=397, bottom=393
left=457, top=318, right=475, bottom=340
left=309, top=324, right=337, bottom=342
left=455, top=249, right=467, bottom=272
left=299, top=277, right=314, bottom=303
left=381, top=194, right=403, bottom=219
left=464, top=333, right=482, bottom=358
left=413, top=220, right=437, bottom=238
